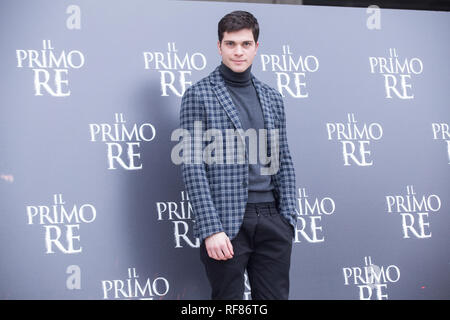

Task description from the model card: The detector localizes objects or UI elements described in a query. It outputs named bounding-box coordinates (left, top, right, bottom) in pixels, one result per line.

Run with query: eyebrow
left=223, top=40, right=254, bottom=44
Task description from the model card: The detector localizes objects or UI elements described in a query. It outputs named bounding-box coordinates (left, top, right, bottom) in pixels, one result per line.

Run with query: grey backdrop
left=0, top=0, right=449, bottom=299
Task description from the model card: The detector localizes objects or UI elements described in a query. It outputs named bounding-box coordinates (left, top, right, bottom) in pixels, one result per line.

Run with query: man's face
left=217, top=28, right=259, bottom=73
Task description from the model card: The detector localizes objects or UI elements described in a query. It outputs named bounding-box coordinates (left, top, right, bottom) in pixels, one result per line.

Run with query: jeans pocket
left=278, top=214, right=294, bottom=237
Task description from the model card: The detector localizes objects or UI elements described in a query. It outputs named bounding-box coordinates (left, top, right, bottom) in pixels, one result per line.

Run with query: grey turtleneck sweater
left=219, top=62, right=275, bottom=203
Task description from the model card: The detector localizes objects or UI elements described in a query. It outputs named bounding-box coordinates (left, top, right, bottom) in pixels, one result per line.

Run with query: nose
left=235, top=45, right=244, bottom=55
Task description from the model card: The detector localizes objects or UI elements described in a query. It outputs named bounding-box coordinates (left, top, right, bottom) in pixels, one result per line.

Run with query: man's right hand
left=204, top=231, right=234, bottom=260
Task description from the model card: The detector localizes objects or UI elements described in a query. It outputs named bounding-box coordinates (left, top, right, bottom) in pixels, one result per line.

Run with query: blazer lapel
left=251, top=75, right=274, bottom=131
left=252, top=75, right=275, bottom=156
left=211, top=68, right=244, bottom=132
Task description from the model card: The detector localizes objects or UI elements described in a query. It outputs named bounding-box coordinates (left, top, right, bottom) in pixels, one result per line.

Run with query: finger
left=208, top=249, right=218, bottom=260
left=216, top=247, right=225, bottom=260
left=226, top=238, right=234, bottom=257
left=222, top=244, right=232, bottom=259
left=221, top=244, right=232, bottom=260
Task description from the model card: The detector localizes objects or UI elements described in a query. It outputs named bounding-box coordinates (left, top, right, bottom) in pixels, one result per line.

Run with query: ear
left=217, top=40, right=222, bottom=55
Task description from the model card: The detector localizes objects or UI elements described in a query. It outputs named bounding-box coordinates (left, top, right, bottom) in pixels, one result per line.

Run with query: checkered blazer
left=180, top=65, right=297, bottom=243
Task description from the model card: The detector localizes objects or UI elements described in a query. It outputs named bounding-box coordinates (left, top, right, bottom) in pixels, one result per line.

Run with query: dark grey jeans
left=199, top=201, right=294, bottom=300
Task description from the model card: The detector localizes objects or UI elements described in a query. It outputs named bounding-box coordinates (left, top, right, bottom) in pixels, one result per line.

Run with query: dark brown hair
left=218, top=11, right=259, bottom=44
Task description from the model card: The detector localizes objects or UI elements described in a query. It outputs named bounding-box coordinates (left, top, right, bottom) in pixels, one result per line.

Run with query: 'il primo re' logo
left=385, top=185, right=441, bottom=239
left=89, top=113, right=156, bottom=170
left=343, top=256, right=400, bottom=300
left=294, top=187, right=336, bottom=243
left=326, top=113, right=383, bottom=166
left=26, top=194, right=96, bottom=254
left=143, top=42, right=207, bottom=97
left=156, top=190, right=199, bottom=249
left=369, top=48, right=423, bottom=99
left=101, top=268, right=170, bottom=300
left=260, top=45, right=319, bottom=98
left=16, top=40, right=85, bottom=96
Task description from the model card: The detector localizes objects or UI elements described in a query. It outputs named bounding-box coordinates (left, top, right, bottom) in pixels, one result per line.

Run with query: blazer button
left=242, top=180, right=248, bottom=188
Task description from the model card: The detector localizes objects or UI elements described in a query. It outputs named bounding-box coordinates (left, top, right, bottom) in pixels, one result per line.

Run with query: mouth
left=232, top=60, right=246, bottom=63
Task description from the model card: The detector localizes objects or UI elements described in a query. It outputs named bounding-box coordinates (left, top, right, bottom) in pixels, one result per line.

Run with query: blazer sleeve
left=274, top=91, right=298, bottom=222
left=179, top=85, right=225, bottom=242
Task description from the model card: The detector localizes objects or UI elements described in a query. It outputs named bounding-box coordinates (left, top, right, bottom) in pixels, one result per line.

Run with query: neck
left=219, top=61, right=252, bottom=87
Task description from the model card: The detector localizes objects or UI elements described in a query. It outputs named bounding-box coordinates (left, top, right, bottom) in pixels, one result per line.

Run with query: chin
left=231, top=64, right=248, bottom=73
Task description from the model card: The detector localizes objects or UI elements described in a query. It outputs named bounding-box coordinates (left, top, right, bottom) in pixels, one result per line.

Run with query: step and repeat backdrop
left=0, top=0, right=449, bottom=300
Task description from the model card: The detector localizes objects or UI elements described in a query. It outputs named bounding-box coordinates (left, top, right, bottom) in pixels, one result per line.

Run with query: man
left=180, top=10, right=297, bottom=300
